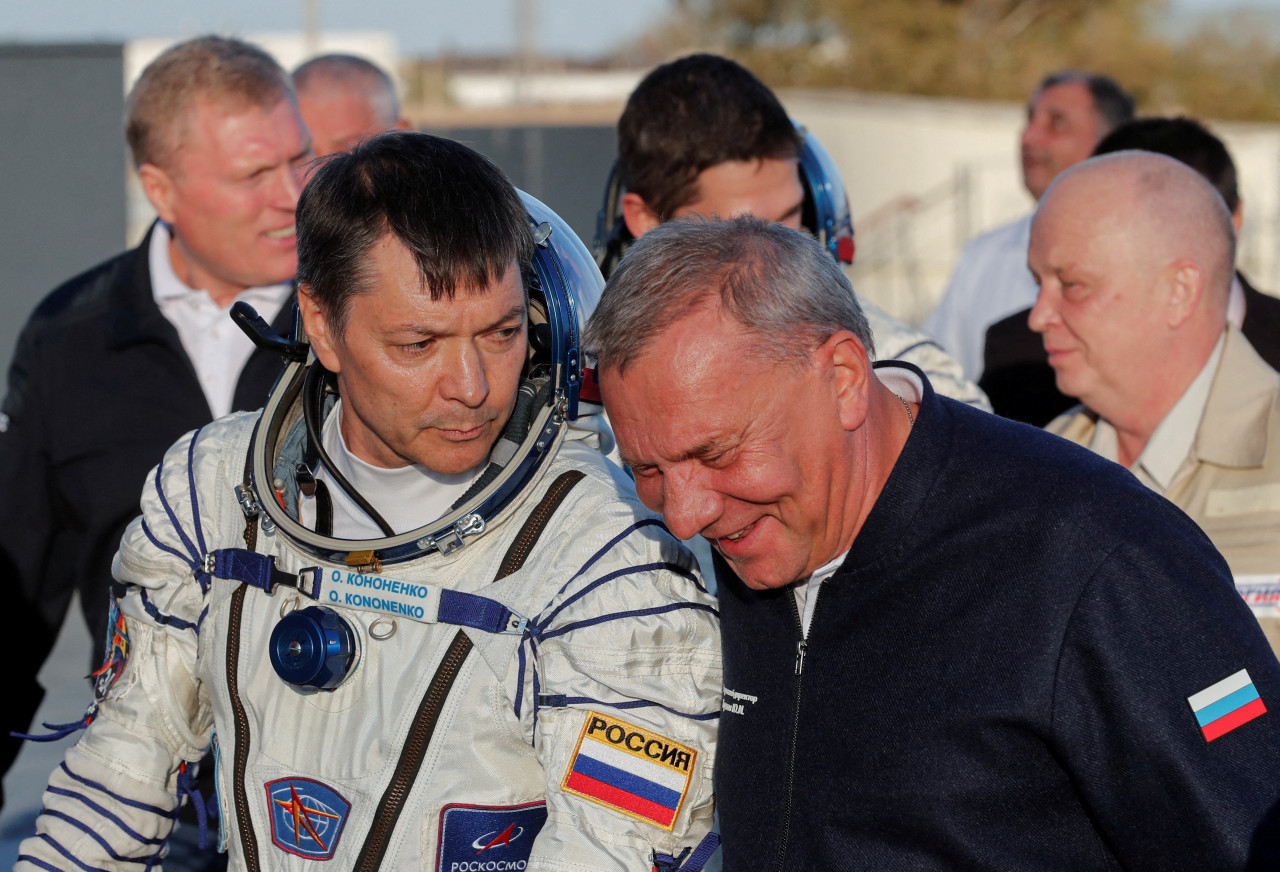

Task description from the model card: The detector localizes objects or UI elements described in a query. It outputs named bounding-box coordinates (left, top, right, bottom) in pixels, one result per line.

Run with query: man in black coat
left=0, top=35, right=310, bottom=794
left=588, top=216, right=1280, bottom=871
left=981, top=116, right=1280, bottom=425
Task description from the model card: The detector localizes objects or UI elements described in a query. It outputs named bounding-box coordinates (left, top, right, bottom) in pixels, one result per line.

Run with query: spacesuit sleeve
left=1050, top=532, right=1280, bottom=870
left=519, top=504, right=721, bottom=872
left=15, top=428, right=215, bottom=871
left=862, top=299, right=991, bottom=411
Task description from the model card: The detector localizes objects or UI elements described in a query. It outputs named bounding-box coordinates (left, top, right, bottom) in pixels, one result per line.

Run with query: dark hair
left=1036, top=70, right=1136, bottom=134
left=586, top=216, right=872, bottom=374
left=617, top=54, right=803, bottom=220
left=296, top=131, right=533, bottom=335
left=1092, top=117, right=1238, bottom=214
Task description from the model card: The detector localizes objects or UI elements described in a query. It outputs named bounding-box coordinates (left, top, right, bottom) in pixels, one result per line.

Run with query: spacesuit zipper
left=226, top=584, right=262, bottom=872
left=773, top=589, right=813, bottom=872
left=352, top=630, right=473, bottom=872
left=494, top=470, right=584, bottom=580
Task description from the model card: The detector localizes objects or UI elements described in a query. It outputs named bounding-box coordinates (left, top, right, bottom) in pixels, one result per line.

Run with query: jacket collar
left=839, top=361, right=950, bottom=575
left=1194, top=323, right=1279, bottom=469
left=109, top=221, right=298, bottom=351
left=108, top=222, right=178, bottom=351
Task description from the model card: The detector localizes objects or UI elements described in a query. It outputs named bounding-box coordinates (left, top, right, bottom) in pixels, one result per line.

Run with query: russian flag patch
left=1188, top=669, right=1267, bottom=742
left=561, top=712, right=695, bottom=831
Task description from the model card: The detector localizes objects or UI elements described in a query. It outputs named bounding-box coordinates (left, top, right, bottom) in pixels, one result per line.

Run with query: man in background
left=926, top=71, right=1134, bottom=381
left=602, top=52, right=988, bottom=409
left=293, top=53, right=410, bottom=158
left=1, top=35, right=308, bottom=790
left=982, top=116, right=1280, bottom=424
left=1035, top=151, right=1280, bottom=654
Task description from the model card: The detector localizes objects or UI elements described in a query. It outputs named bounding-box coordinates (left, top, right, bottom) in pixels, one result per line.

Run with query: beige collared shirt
left=1087, top=332, right=1226, bottom=495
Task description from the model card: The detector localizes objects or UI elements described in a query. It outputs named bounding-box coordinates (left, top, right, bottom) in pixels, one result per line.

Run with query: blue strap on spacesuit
left=205, top=547, right=528, bottom=635
left=10, top=717, right=94, bottom=742
left=175, top=764, right=211, bottom=851
left=652, top=832, right=721, bottom=871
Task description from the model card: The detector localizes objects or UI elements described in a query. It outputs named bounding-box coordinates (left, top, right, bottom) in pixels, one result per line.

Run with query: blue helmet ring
left=523, top=190, right=604, bottom=423
left=796, top=127, right=856, bottom=265
left=246, top=191, right=606, bottom=565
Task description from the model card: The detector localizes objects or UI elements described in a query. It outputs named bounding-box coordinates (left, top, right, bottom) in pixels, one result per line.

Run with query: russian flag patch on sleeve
left=561, top=712, right=695, bottom=831
left=1188, top=668, right=1267, bottom=742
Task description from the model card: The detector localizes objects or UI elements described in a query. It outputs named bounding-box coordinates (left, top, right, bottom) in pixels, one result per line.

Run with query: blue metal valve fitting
left=270, top=606, right=357, bottom=691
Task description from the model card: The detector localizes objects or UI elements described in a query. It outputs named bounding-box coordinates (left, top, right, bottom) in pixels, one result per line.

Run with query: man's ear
left=297, top=284, right=342, bottom=373
left=824, top=330, right=873, bottom=431
left=1232, top=200, right=1244, bottom=236
left=1164, top=260, right=1205, bottom=329
left=138, top=163, right=178, bottom=225
left=621, top=192, right=663, bottom=239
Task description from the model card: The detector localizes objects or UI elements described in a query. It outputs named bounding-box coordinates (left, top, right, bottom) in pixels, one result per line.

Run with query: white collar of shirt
left=793, top=548, right=851, bottom=639
left=149, top=221, right=291, bottom=307
left=1088, top=331, right=1226, bottom=493
left=1227, top=275, right=1246, bottom=330
left=148, top=222, right=292, bottom=418
left=874, top=363, right=925, bottom=405
left=791, top=365, right=921, bottom=638
left=301, top=400, right=485, bottom=540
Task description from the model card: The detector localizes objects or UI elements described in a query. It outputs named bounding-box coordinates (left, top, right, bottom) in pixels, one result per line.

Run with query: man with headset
left=594, top=53, right=988, bottom=410
left=16, top=133, right=720, bottom=872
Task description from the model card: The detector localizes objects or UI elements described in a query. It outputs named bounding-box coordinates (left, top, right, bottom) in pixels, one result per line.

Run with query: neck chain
left=893, top=392, right=915, bottom=426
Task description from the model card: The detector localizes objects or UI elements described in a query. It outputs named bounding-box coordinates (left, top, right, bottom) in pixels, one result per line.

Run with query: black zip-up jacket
left=716, top=366, right=1280, bottom=871
left=0, top=225, right=292, bottom=769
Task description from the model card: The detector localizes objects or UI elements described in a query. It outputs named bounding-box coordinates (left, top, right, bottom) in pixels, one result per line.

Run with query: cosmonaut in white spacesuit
left=16, top=132, right=721, bottom=872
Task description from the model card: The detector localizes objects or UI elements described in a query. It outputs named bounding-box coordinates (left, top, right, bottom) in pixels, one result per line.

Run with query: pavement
left=1, top=602, right=92, bottom=867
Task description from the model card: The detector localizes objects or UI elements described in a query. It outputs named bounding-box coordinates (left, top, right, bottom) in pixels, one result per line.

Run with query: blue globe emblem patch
left=265, top=777, right=352, bottom=860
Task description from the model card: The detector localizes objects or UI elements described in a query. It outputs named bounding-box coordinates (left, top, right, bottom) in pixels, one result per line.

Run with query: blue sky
left=0, top=0, right=1273, bottom=58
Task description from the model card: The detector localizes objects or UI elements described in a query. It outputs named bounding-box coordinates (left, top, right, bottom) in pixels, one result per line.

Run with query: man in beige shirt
left=1034, top=151, right=1280, bottom=653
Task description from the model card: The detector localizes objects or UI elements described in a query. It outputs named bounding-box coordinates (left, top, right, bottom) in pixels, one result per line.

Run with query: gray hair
left=293, top=53, right=400, bottom=123
left=1036, top=70, right=1136, bottom=135
left=585, top=216, right=874, bottom=374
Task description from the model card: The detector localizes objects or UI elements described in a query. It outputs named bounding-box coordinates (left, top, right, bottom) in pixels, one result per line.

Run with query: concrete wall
left=0, top=44, right=126, bottom=373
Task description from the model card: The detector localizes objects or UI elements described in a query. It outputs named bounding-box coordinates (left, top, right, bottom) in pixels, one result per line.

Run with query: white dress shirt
left=925, top=213, right=1038, bottom=381
left=149, top=222, right=291, bottom=418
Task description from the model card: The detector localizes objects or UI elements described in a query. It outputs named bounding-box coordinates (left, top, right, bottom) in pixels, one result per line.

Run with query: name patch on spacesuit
left=1235, top=574, right=1280, bottom=618
left=265, top=777, right=351, bottom=860
left=436, top=802, right=547, bottom=871
left=561, top=713, right=695, bottom=830
left=321, top=568, right=435, bottom=620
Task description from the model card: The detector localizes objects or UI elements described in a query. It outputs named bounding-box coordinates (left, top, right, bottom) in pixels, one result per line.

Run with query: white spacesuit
left=16, top=193, right=721, bottom=872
